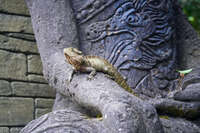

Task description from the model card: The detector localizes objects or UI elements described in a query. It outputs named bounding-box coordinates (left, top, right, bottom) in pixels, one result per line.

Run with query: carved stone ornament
left=72, top=0, right=179, bottom=99
left=21, top=0, right=200, bottom=133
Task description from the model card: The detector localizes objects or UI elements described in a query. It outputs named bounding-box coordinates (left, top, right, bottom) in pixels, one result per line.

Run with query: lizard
left=63, top=47, right=137, bottom=96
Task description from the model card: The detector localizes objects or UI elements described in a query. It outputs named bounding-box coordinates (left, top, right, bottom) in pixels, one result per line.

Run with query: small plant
left=177, top=69, right=192, bottom=91
left=177, top=69, right=193, bottom=77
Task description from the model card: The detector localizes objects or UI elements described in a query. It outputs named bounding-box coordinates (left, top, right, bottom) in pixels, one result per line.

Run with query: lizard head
left=63, top=47, right=84, bottom=67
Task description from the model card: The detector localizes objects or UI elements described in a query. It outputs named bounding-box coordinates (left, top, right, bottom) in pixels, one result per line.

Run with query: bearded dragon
left=63, top=47, right=136, bottom=95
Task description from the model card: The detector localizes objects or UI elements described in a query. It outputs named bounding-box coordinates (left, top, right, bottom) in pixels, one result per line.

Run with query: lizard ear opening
left=72, top=48, right=83, bottom=55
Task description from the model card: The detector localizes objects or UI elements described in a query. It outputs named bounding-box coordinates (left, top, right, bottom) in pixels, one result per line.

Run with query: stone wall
left=0, top=0, right=56, bottom=133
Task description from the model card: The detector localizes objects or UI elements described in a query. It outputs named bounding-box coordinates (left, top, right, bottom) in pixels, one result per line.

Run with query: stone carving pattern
left=20, top=0, right=200, bottom=132
left=84, top=0, right=178, bottom=97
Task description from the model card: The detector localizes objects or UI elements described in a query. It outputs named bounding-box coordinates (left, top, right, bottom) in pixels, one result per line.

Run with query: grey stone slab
left=35, top=108, right=52, bottom=118
left=161, top=117, right=200, bottom=133
left=0, top=0, right=29, bottom=15
left=27, top=74, right=47, bottom=83
left=0, top=97, right=34, bottom=126
left=0, top=50, right=27, bottom=80
left=0, top=80, right=11, bottom=96
left=0, top=127, right=9, bottom=133
left=5, top=33, right=35, bottom=42
left=0, top=35, right=38, bottom=54
left=11, top=82, right=55, bottom=98
left=35, top=98, right=54, bottom=108
left=28, top=55, right=43, bottom=74
left=174, top=83, right=200, bottom=101
left=0, top=14, right=33, bottom=33
left=10, top=127, right=23, bottom=133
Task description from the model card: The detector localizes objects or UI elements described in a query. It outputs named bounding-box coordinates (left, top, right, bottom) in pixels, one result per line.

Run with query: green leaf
left=177, top=69, right=193, bottom=74
left=188, top=16, right=195, bottom=22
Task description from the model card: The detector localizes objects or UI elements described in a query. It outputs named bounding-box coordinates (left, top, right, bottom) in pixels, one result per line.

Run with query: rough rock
left=0, top=14, right=33, bottom=33
left=0, top=34, right=38, bottom=54
left=0, top=127, right=9, bottom=133
left=10, top=128, right=23, bottom=133
left=174, top=87, right=200, bottom=101
left=35, top=98, right=54, bottom=108
left=161, top=117, right=200, bottom=133
left=0, top=97, right=33, bottom=126
left=181, top=68, right=200, bottom=89
left=35, top=108, right=52, bottom=118
left=0, top=50, right=26, bottom=80
left=20, top=109, right=107, bottom=133
left=0, top=80, right=11, bottom=96
left=27, top=74, right=47, bottom=83
left=149, top=98, right=200, bottom=119
left=28, top=55, right=43, bottom=74
left=3, top=32, right=36, bottom=42
left=11, top=82, right=55, bottom=98
left=176, top=12, right=200, bottom=69
left=0, top=0, right=29, bottom=15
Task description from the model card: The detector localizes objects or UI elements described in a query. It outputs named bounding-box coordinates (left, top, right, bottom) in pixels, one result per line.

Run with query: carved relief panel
left=71, top=0, right=178, bottom=98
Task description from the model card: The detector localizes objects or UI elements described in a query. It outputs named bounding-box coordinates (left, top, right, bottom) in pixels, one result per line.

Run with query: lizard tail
left=114, top=73, right=138, bottom=97
left=114, top=74, right=132, bottom=93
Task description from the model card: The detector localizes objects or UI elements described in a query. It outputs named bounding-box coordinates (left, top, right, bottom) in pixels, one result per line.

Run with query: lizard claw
left=87, top=70, right=96, bottom=80
left=87, top=75, right=94, bottom=80
left=104, top=74, right=114, bottom=80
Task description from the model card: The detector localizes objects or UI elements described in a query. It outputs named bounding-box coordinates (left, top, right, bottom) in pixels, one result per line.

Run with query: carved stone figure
left=76, top=0, right=179, bottom=98
left=21, top=0, right=200, bottom=133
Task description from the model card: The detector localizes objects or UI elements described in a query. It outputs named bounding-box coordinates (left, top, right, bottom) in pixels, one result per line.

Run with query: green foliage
left=177, top=69, right=192, bottom=75
left=179, top=0, right=200, bottom=33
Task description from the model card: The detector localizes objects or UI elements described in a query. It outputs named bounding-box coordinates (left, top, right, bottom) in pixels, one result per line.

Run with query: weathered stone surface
left=28, top=55, right=43, bottom=74
left=0, top=50, right=26, bottom=80
left=187, top=82, right=200, bottom=89
left=28, top=74, right=47, bottom=83
left=0, top=0, right=29, bottom=15
left=0, top=127, right=9, bottom=133
left=161, top=117, right=200, bottom=133
left=0, top=80, right=11, bottom=96
left=177, top=31, right=200, bottom=69
left=174, top=83, right=200, bottom=101
left=10, top=127, right=22, bottom=133
left=0, top=14, right=33, bottom=33
left=5, top=32, right=36, bottom=42
left=0, top=97, right=33, bottom=126
left=181, top=68, right=200, bottom=89
left=0, top=35, right=38, bottom=54
left=35, top=108, right=52, bottom=118
left=11, top=82, right=55, bottom=98
left=35, top=98, right=54, bottom=108
left=150, top=98, right=200, bottom=119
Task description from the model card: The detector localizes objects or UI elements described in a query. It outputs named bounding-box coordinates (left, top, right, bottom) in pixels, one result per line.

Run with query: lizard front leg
left=68, top=66, right=76, bottom=82
left=87, top=67, right=96, bottom=80
left=80, top=66, right=96, bottom=80
left=88, top=69, right=96, bottom=80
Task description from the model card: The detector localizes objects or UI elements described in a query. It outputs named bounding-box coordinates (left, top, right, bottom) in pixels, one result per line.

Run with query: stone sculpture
left=21, top=0, right=200, bottom=132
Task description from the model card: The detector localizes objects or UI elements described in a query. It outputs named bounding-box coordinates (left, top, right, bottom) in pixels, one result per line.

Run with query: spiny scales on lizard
left=63, top=47, right=137, bottom=96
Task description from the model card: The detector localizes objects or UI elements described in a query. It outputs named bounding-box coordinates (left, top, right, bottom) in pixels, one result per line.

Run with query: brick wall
left=0, top=0, right=56, bottom=133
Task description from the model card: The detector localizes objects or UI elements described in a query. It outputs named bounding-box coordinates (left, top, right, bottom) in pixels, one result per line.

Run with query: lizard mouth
left=88, top=29, right=137, bottom=43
